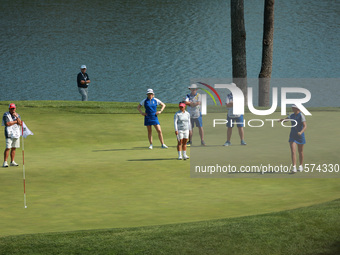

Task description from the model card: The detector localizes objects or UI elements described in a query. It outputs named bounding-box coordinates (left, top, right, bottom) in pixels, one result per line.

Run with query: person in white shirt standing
left=185, top=84, right=205, bottom=146
left=224, top=93, right=247, bottom=146
left=2, top=103, right=22, bottom=167
left=174, top=102, right=191, bottom=160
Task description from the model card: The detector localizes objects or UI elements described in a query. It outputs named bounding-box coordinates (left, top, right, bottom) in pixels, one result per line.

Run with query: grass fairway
left=0, top=101, right=339, bottom=243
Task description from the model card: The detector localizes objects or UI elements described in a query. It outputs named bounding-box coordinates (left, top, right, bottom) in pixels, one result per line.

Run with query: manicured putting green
left=0, top=101, right=339, bottom=236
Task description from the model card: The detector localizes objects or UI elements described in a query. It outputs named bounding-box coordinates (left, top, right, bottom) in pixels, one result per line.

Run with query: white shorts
left=177, top=130, right=189, bottom=140
left=6, top=138, right=20, bottom=149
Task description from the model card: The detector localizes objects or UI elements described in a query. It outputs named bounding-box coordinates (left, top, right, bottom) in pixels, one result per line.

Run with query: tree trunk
left=259, top=0, right=275, bottom=106
left=230, top=0, right=247, bottom=102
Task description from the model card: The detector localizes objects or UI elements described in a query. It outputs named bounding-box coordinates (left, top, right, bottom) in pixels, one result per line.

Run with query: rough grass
left=0, top=199, right=339, bottom=255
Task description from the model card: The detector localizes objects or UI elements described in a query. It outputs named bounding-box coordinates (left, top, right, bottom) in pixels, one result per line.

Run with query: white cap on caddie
left=146, top=88, right=154, bottom=95
left=80, top=65, right=87, bottom=69
left=188, top=84, right=198, bottom=89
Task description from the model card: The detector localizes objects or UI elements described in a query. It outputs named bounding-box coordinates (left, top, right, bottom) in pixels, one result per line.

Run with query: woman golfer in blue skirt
left=280, top=104, right=307, bottom=173
left=137, top=89, right=168, bottom=149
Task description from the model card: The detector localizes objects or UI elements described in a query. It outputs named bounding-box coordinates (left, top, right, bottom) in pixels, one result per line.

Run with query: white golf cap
left=188, top=84, right=198, bottom=89
left=291, top=104, right=299, bottom=109
left=146, top=88, right=154, bottom=95
left=80, top=65, right=87, bottom=69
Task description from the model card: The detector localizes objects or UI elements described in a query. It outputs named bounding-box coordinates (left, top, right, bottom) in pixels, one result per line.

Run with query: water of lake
left=0, top=0, right=339, bottom=106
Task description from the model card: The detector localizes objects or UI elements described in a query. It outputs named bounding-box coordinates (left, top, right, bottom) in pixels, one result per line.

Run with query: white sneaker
left=148, top=144, right=153, bottom=149
left=161, top=144, right=168, bottom=149
left=223, top=141, right=231, bottom=146
left=2, top=161, right=8, bottom=167
left=183, top=155, right=190, bottom=160
left=10, top=161, right=19, bottom=166
left=298, top=165, right=303, bottom=172
left=178, top=156, right=183, bottom=160
left=291, top=166, right=297, bottom=173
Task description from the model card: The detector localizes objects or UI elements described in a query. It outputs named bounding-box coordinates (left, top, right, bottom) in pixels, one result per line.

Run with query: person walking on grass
left=137, top=89, right=168, bottom=149
left=223, top=92, right=247, bottom=146
left=279, top=104, right=307, bottom=173
left=77, top=65, right=91, bottom=101
left=2, top=103, right=22, bottom=167
left=174, top=102, right=191, bottom=160
left=185, top=84, right=205, bottom=146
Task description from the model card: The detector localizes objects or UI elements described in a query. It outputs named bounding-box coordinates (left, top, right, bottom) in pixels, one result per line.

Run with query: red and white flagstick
left=22, top=125, right=27, bottom=209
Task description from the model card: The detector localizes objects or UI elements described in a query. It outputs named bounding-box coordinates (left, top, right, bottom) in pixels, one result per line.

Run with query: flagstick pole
left=22, top=125, right=27, bottom=209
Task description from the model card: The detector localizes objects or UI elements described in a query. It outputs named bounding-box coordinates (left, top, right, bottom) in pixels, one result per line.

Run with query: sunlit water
left=0, top=0, right=339, bottom=106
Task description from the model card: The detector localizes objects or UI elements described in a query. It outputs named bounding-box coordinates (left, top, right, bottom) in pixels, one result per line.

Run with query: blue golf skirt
left=144, top=114, right=160, bottom=126
left=289, top=131, right=306, bottom=144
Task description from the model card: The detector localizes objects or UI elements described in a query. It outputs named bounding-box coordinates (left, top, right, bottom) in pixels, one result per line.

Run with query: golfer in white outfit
left=174, top=102, right=191, bottom=160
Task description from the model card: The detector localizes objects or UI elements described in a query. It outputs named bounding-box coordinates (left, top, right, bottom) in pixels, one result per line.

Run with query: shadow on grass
left=316, top=241, right=340, bottom=255
left=93, top=145, right=246, bottom=152
left=189, top=144, right=248, bottom=147
left=127, top=158, right=179, bottom=161
left=93, top=146, right=176, bottom=152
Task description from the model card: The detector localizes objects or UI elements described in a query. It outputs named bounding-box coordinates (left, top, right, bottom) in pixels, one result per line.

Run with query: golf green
left=0, top=102, right=339, bottom=236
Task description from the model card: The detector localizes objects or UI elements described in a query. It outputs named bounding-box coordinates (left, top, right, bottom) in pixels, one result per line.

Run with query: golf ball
left=25, top=206, right=27, bottom=208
